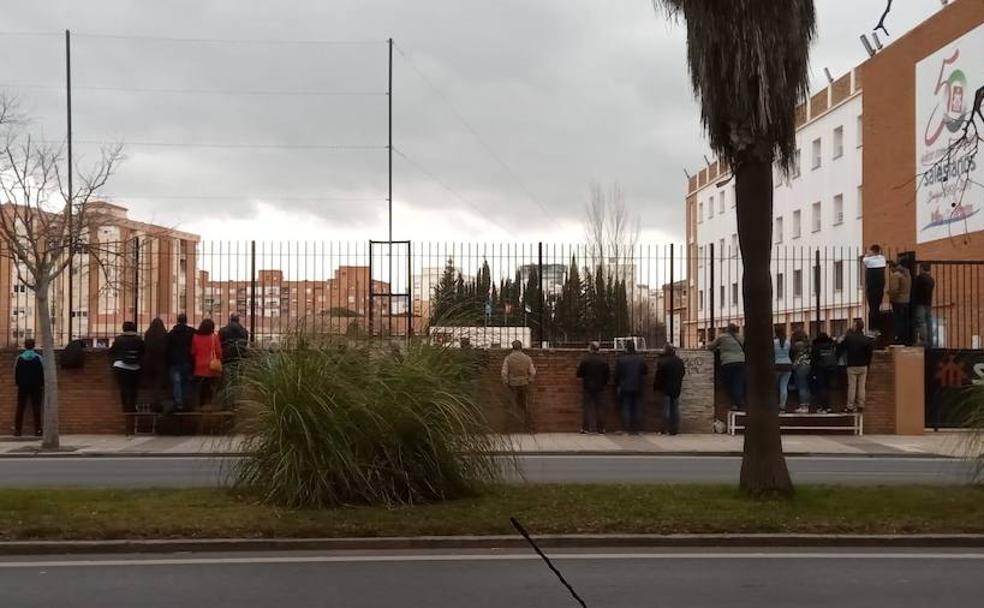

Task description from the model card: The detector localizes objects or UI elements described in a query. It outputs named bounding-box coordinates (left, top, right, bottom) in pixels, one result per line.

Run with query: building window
left=833, top=126, right=844, bottom=159
left=710, top=195, right=717, bottom=218
left=699, top=290, right=704, bottom=311
left=776, top=273, right=784, bottom=300
left=793, top=269, right=803, bottom=298
left=698, top=202, right=704, bottom=223
left=811, top=138, right=822, bottom=170
left=792, top=148, right=801, bottom=178
left=792, top=210, right=802, bottom=239
left=730, top=186, right=737, bottom=207
left=12, top=285, right=27, bottom=294
left=730, top=233, right=738, bottom=257
left=834, top=260, right=844, bottom=292
left=857, top=186, right=863, bottom=219
left=811, top=202, right=822, bottom=233
left=857, top=115, right=863, bottom=148
left=698, top=245, right=704, bottom=268
left=718, top=238, right=725, bottom=258
left=775, top=216, right=784, bottom=244
left=833, top=194, right=844, bottom=226
left=719, top=285, right=725, bottom=308
left=719, top=191, right=726, bottom=213
left=731, top=282, right=739, bottom=305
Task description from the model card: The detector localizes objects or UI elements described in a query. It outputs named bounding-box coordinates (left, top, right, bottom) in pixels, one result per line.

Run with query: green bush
left=232, top=337, right=507, bottom=508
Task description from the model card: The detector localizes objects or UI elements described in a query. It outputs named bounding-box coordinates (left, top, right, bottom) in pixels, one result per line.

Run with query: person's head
left=149, top=318, right=166, bottom=332
left=853, top=318, right=865, bottom=333
left=122, top=321, right=137, bottom=333
left=727, top=323, right=739, bottom=335
left=511, top=340, right=523, bottom=351
left=663, top=344, right=676, bottom=357
left=920, top=263, right=931, bottom=274
left=589, top=341, right=600, bottom=353
left=817, top=331, right=830, bottom=342
left=198, top=318, right=216, bottom=335
left=177, top=313, right=188, bottom=325
left=229, top=313, right=240, bottom=325
left=24, top=338, right=35, bottom=350
left=792, top=329, right=808, bottom=343
left=775, top=326, right=787, bottom=340
left=870, top=244, right=881, bottom=255
left=625, top=341, right=637, bottom=354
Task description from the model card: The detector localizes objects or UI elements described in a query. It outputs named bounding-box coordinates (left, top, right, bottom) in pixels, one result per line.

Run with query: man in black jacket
left=576, top=342, right=610, bottom=434
left=166, top=313, right=195, bottom=411
left=14, top=339, right=44, bottom=437
left=109, top=322, right=145, bottom=413
left=654, top=345, right=686, bottom=435
left=836, top=319, right=874, bottom=413
left=614, top=342, right=648, bottom=434
left=219, top=314, right=250, bottom=366
left=911, top=263, right=936, bottom=347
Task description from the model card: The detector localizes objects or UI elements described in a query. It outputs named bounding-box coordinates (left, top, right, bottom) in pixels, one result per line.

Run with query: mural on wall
left=915, top=23, right=984, bottom=244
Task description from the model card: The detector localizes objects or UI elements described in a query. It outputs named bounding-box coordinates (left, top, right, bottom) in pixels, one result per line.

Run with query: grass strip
left=1, top=484, right=982, bottom=541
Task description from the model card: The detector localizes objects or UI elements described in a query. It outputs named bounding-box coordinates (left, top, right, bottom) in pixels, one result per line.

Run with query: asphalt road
left=0, top=455, right=974, bottom=487
left=1, top=548, right=981, bottom=607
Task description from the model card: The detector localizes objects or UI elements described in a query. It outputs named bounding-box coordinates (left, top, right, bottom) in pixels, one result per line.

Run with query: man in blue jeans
left=614, top=342, right=648, bottom=434
left=165, top=313, right=195, bottom=412
left=709, top=323, right=746, bottom=411
left=653, top=345, right=686, bottom=435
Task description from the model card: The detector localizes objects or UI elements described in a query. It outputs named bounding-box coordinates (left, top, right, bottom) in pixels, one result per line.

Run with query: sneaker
left=579, top=429, right=589, bottom=435
left=845, top=405, right=857, bottom=413
left=796, top=406, right=809, bottom=414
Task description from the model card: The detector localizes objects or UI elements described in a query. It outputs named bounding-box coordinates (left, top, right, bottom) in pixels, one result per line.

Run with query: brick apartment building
left=685, top=0, right=984, bottom=348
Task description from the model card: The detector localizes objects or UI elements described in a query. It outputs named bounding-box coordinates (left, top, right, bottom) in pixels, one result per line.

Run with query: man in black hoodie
left=109, top=321, right=145, bottom=413
left=614, top=342, right=648, bottom=434
left=219, top=314, right=250, bottom=366
left=837, top=319, right=874, bottom=413
left=14, top=339, right=44, bottom=437
left=653, top=345, right=686, bottom=435
left=166, top=313, right=195, bottom=411
left=576, top=342, right=610, bottom=434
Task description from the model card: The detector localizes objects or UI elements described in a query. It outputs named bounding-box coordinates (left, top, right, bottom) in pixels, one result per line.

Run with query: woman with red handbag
left=190, top=318, right=223, bottom=410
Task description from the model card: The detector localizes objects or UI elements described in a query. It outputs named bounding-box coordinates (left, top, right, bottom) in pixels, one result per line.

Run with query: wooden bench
left=124, top=410, right=236, bottom=436
left=727, top=411, right=863, bottom=436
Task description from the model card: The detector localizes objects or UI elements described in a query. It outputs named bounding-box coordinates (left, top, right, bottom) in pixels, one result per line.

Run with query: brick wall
left=480, top=349, right=715, bottom=434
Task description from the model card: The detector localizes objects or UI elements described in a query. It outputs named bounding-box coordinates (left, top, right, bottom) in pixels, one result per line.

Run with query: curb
left=0, top=451, right=958, bottom=459
left=2, top=534, right=984, bottom=555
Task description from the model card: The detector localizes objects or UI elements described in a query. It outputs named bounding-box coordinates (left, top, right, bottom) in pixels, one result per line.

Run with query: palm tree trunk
left=735, top=151, right=793, bottom=497
left=36, top=281, right=61, bottom=450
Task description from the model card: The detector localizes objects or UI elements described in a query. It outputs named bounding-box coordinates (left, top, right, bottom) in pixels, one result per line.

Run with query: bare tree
left=0, top=95, right=122, bottom=449
left=584, top=183, right=640, bottom=278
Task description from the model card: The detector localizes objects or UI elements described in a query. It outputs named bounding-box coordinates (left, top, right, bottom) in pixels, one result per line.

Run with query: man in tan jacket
left=501, top=340, right=537, bottom=432
left=888, top=261, right=912, bottom=345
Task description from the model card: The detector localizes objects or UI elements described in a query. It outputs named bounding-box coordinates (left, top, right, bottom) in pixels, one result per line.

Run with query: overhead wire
left=0, top=83, right=385, bottom=97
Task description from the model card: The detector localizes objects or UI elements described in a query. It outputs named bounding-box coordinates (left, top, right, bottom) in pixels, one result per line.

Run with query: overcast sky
left=1, top=0, right=940, bottom=244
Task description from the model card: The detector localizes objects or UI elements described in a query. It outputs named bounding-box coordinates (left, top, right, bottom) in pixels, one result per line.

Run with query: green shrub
left=232, top=337, right=507, bottom=508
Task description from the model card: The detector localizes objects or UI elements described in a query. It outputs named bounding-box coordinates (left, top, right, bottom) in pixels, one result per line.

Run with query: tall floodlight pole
left=66, top=29, right=74, bottom=343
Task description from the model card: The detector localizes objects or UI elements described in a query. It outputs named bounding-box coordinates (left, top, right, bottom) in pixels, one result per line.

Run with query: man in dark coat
left=576, top=342, right=610, bottom=434
left=653, top=345, right=686, bottom=435
left=14, top=339, right=44, bottom=437
left=165, top=313, right=195, bottom=411
left=218, top=314, right=250, bottom=366
left=614, top=342, right=648, bottom=435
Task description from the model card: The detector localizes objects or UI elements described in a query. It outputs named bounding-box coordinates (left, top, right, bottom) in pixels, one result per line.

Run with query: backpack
left=60, top=339, right=85, bottom=369
left=817, top=343, right=837, bottom=368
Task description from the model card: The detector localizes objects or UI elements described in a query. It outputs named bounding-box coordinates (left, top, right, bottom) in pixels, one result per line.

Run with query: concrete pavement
left=0, top=431, right=975, bottom=457
left=1, top=548, right=981, bottom=607
left=0, top=454, right=975, bottom=487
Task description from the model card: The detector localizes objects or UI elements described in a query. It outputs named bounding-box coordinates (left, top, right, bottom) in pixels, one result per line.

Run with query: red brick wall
left=0, top=350, right=127, bottom=435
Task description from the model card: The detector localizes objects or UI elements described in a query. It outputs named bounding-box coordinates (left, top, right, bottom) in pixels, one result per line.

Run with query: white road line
left=1, top=553, right=983, bottom=568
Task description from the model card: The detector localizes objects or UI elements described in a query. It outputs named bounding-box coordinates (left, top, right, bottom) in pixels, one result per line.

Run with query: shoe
left=579, top=429, right=589, bottom=435
left=34, top=429, right=42, bottom=437
left=12, top=431, right=21, bottom=438
left=598, top=429, right=606, bottom=435
left=796, top=406, right=809, bottom=414
left=845, top=405, right=857, bottom=413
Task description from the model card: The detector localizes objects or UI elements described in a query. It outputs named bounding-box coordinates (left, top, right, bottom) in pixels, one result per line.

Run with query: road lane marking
left=2, top=553, right=984, bottom=568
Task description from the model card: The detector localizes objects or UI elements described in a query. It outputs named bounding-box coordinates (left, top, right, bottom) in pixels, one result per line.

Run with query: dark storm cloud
left=0, top=0, right=941, bottom=240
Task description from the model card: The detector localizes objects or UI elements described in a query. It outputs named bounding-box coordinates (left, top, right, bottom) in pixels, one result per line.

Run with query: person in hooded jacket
left=142, top=318, right=169, bottom=408
left=166, top=313, right=195, bottom=412
left=653, top=345, right=686, bottom=436
left=13, top=339, right=44, bottom=437
left=109, top=321, right=145, bottom=413
left=614, top=342, right=648, bottom=434
left=576, top=342, right=610, bottom=434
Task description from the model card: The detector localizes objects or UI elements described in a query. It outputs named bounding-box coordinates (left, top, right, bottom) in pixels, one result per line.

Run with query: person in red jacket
left=190, top=318, right=223, bottom=409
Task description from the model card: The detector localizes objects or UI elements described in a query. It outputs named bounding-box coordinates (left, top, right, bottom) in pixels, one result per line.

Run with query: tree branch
left=875, top=0, right=894, bottom=36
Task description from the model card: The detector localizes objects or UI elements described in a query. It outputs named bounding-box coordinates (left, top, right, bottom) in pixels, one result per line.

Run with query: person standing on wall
left=837, top=319, right=875, bottom=413
left=653, top=344, right=686, bottom=436
left=774, top=326, right=793, bottom=413
left=887, top=261, right=912, bottom=345
left=810, top=331, right=837, bottom=413
left=790, top=329, right=812, bottom=413
left=218, top=313, right=250, bottom=368
left=708, top=323, right=745, bottom=411
left=13, top=339, right=44, bottom=437
left=501, top=340, right=537, bottom=433
left=576, top=342, right=609, bottom=434
left=614, top=341, right=648, bottom=435
left=862, top=244, right=887, bottom=335
left=165, top=313, right=195, bottom=412
left=109, top=321, right=145, bottom=413
left=142, top=318, right=169, bottom=409
left=191, top=318, right=223, bottom=410
left=911, top=263, right=936, bottom=347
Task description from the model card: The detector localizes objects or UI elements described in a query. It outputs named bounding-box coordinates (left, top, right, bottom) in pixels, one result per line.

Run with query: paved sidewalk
left=0, top=432, right=974, bottom=457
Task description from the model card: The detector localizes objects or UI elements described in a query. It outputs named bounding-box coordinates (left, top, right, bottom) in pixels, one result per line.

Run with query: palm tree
left=653, top=1, right=817, bottom=496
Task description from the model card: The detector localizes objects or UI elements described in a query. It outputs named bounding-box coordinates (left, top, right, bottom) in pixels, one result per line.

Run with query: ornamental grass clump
left=232, top=336, right=505, bottom=508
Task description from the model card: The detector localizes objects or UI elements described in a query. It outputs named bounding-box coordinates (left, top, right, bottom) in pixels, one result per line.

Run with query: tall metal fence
left=4, top=240, right=980, bottom=350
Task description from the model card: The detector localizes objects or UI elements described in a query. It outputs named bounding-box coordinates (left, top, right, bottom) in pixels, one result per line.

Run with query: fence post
left=249, top=240, right=257, bottom=343
left=814, top=249, right=821, bottom=336
left=669, top=243, right=675, bottom=348
left=537, top=242, right=545, bottom=348
left=709, top=243, right=715, bottom=340
left=132, top=237, right=140, bottom=325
